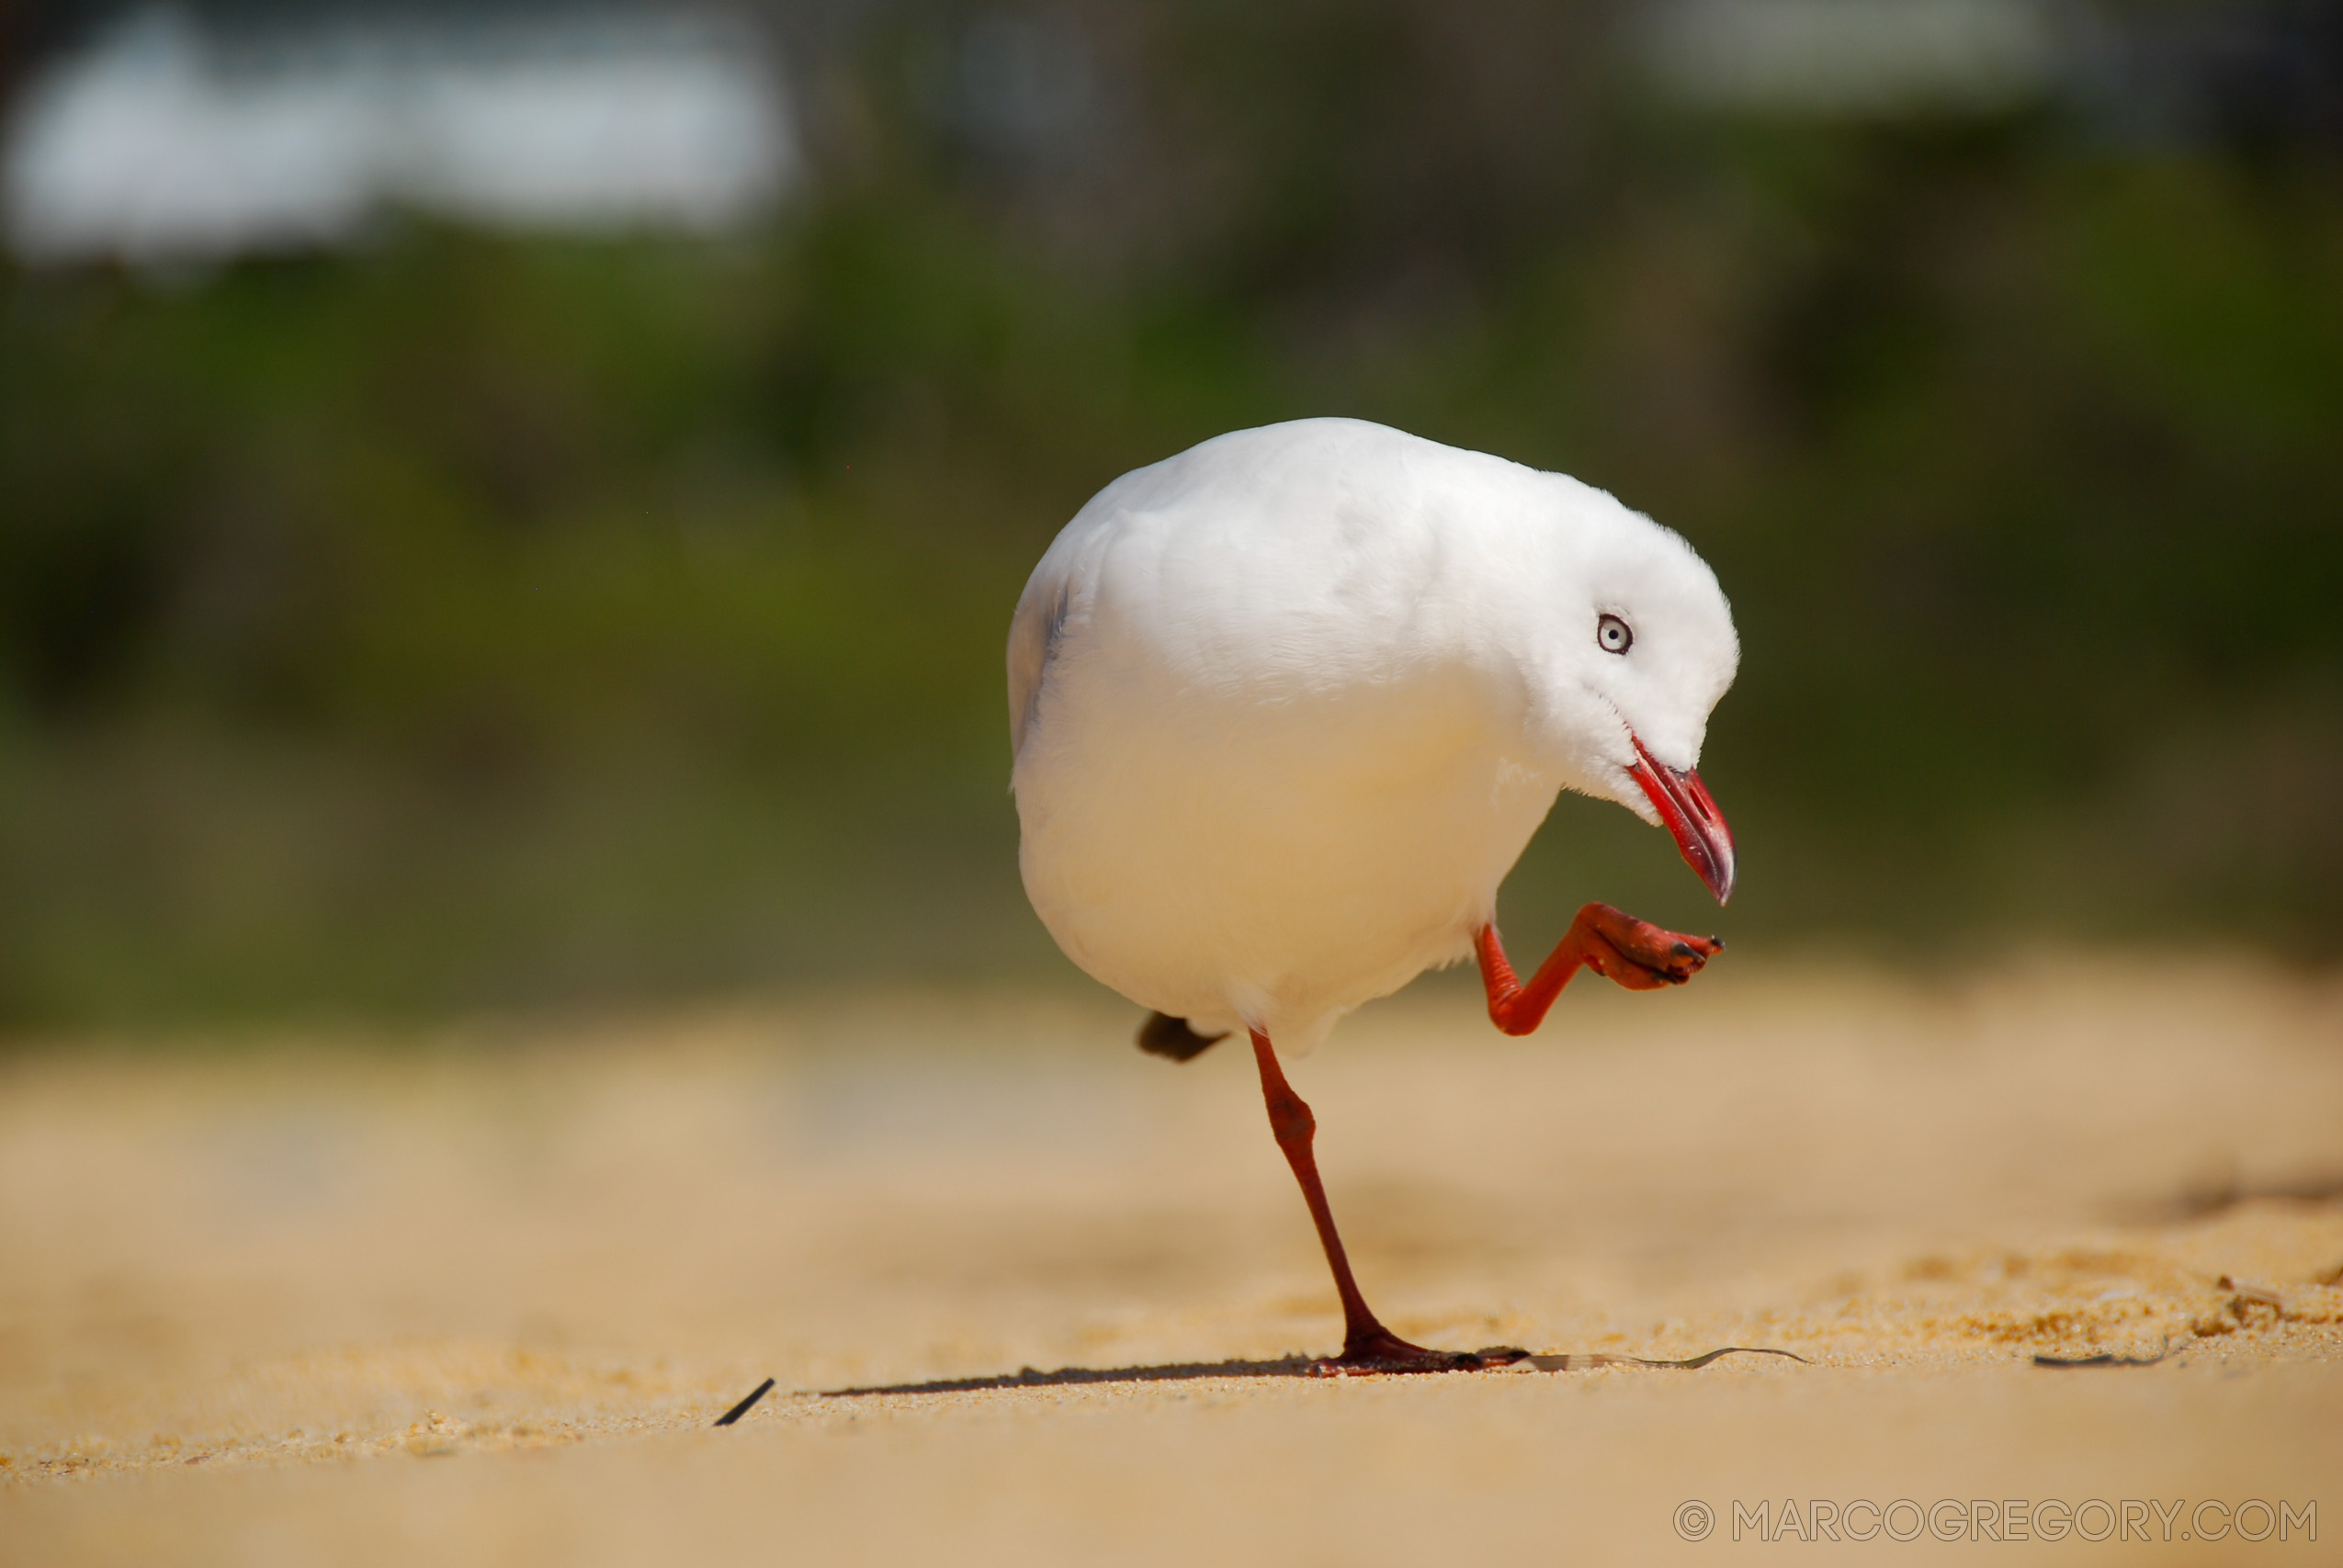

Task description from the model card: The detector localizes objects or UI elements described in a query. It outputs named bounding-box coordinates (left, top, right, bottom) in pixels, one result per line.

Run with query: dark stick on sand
left=2033, top=1339, right=2171, bottom=1369
left=714, top=1377, right=776, bottom=1427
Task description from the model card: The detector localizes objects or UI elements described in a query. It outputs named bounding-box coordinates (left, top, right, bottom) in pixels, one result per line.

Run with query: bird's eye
left=1596, top=613, right=1633, bottom=655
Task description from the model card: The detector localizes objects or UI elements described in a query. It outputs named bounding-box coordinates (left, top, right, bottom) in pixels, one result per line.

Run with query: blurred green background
left=3, top=0, right=2339, bottom=1032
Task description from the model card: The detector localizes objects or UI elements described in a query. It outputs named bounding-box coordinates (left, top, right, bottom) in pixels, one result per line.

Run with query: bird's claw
left=1308, top=1337, right=1532, bottom=1376
left=1582, top=905, right=1723, bottom=989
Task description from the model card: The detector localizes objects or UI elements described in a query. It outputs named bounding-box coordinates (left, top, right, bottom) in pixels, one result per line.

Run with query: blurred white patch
left=5, top=5, right=798, bottom=265
left=1636, top=0, right=2056, bottom=116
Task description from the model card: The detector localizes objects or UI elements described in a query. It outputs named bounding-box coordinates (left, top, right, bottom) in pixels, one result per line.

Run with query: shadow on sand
left=821, top=1357, right=1330, bottom=1396
left=821, top=1345, right=1810, bottom=1397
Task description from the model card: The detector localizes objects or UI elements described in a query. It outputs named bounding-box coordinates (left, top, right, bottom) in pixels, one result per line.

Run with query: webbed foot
left=1309, top=1328, right=1531, bottom=1376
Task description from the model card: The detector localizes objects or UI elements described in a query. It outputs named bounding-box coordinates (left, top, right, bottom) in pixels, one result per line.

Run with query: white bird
left=1009, top=417, right=1738, bottom=1372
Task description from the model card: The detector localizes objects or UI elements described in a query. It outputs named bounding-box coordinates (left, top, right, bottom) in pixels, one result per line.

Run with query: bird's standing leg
left=1477, top=903, right=1723, bottom=1035
left=1250, top=1030, right=1526, bottom=1374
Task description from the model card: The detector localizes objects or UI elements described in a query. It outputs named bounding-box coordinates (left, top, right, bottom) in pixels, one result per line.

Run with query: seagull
left=1008, top=418, right=1738, bottom=1373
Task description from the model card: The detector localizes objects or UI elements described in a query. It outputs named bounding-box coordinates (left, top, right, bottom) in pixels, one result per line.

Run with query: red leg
left=1477, top=904, right=1723, bottom=1036
left=1251, top=1030, right=1525, bottom=1374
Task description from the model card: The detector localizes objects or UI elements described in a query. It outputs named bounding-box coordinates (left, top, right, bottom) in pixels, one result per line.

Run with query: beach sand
left=4, top=958, right=2339, bottom=1562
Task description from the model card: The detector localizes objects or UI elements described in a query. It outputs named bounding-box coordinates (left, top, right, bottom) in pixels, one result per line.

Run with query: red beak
left=1628, top=735, right=1736, bottom=905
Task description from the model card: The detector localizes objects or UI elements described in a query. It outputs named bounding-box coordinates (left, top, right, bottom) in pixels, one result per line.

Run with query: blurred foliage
left=3, top=1, right=2341, bottom=1030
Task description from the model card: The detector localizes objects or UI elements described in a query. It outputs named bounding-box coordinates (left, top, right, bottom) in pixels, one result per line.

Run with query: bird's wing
left=1006, top=553, right=1074, bottom=761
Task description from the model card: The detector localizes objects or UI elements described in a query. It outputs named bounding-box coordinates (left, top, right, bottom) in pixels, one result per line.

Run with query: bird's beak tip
left=1628, top=736, right=1737, bottom=907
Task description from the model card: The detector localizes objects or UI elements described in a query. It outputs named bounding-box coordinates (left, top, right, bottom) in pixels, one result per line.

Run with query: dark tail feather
left=1137, top=1011, right=1228, bottom=1062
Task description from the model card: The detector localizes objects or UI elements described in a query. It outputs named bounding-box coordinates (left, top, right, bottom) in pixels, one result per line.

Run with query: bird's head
left=1530, top=489, right=1739, bottom=904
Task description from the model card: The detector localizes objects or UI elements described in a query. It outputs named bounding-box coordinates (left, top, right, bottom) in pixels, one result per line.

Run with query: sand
left=4, top=957, right=2340, bottom=1563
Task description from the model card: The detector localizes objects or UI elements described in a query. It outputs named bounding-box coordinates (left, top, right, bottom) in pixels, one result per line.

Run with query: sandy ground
left=4, top=958, right=2340, bottom=1564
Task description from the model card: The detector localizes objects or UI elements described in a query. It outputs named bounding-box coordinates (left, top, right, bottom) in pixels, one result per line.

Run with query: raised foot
left=1582, top=904, right=1723, bottom=990
left=1310, top=1329, right=1531, bottom=1377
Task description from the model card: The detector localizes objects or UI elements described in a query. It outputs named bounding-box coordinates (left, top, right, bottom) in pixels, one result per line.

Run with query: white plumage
left=1009, top=418, right=1739, bottom=1055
